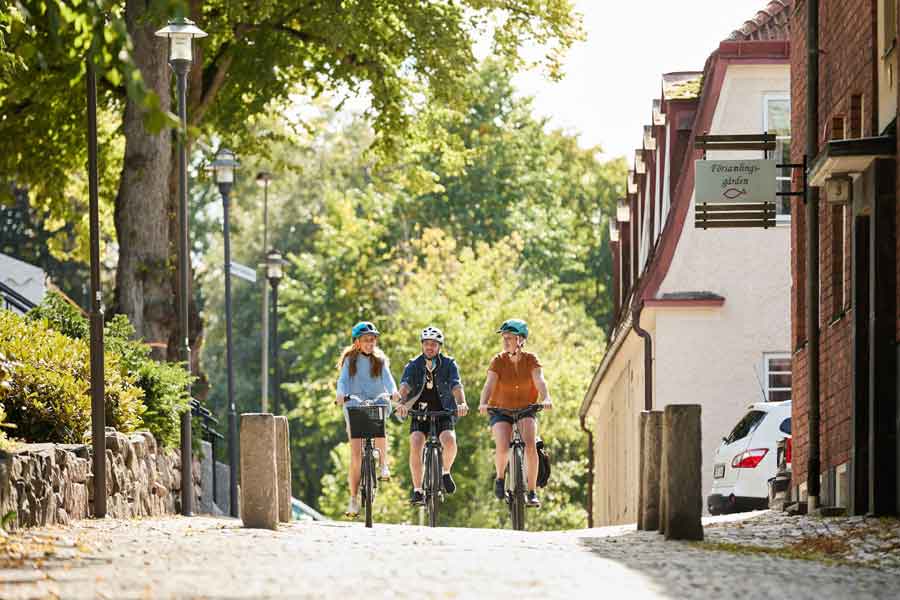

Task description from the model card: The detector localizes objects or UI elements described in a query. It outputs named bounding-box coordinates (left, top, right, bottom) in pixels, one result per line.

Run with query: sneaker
left=526, top=490, right=541, bottom=508
left=494, top=478, right=506, bottom=501
left=442, top=472, right=456, bottom=494
left=410, top=489, right=425, bottom=506
left=345, top=496, right=360, bottom=517
left=379, top=464, right=391, bottom=481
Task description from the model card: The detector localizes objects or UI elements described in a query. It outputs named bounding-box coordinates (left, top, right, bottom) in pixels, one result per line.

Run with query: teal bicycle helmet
left=497, top=319, right=529, bottom=338
left=351, top=321, right=380, bottom=340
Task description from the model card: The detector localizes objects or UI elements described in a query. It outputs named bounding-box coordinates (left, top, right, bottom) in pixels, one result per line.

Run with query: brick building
left=790, top=0, right=899, bottom=514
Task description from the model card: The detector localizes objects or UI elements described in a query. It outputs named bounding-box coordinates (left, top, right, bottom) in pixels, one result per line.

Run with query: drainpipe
left=579, top=414, right=594, bottom=528
left=806, top=0, right=821, bottom=511
left=632, top=302, right=653, bottom=411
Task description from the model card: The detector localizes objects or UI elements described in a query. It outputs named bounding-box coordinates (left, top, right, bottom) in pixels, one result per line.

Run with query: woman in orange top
left=478, top=319, right=553, bottom=507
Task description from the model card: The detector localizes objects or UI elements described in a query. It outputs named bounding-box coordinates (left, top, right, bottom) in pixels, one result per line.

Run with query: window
left=831, top=204, right=848, bottom=316
left=764, top=353, right=792, bottom=403
left=779, top=418, right=792, bottom=436
left=850, top=95, right=864, bottom=138
left=764, top=94, right=791, bottom=220
left=831, top=115, right=846, bottom=140
left=885, top=0, right=897, bottom=55
left=726, top=411, right=767, bottom=444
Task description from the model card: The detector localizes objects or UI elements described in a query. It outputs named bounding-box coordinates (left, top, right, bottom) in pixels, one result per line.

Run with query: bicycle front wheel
left=510, top=446, right=526, bottom=531
left=363, top=445, right=374, bottom=528
left=427, top=447, right=441, bottom=527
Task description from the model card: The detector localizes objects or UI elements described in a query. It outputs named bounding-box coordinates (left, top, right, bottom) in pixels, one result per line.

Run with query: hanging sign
left=695, top=159, right=776, bottom=204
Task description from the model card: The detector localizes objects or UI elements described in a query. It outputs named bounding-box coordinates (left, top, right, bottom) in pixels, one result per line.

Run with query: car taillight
left=785, top=438, right=792, bottom=465
left=732, top=448, right=769, bottom=469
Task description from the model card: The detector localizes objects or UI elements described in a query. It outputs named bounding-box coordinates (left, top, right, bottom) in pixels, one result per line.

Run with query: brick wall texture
left=789, top=0, right=879, bottom=489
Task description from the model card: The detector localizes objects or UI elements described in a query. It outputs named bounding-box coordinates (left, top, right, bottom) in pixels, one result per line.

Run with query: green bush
left=0, top=310, right=144, bottom=443
left=0, top=351, right=15, bottom=450
left=105, top=315, right=193, bottom=448
left=24, top=293, right=193, bottom=448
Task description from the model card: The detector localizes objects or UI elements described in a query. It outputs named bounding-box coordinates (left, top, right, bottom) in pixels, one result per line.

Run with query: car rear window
left=726, top=410, right=767, bottom=444
left=780, top=417, right=791, bottom=435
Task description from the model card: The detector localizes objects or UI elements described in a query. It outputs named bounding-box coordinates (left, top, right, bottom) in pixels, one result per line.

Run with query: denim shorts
left=489, top=412, right=537, bottom=428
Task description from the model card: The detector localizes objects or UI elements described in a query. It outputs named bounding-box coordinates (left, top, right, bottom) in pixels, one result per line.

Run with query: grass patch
left=696, top=536, right=853, bottom=566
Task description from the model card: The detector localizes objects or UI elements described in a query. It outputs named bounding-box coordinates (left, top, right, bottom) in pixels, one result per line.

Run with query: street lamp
left=265, top=250, right=284, bottom=416
left=85, top=55, right=107, bottom=518
left=155, top=16, right=207, bottom=517
left=256, top=172, right=273, bottom=413
left=206, top=148, right=240, bottom=519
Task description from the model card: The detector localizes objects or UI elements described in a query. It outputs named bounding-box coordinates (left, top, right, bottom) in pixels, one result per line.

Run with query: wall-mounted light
left=824, top=175, right=852, bottom=204
left=609, top=220, right=620, bottom=242
left=617, top=198, right=631, bottom=222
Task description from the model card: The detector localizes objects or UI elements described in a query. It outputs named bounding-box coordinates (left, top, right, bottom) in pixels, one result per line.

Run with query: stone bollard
left=275, top=416, right=292, bottom=523
left=662, top=404, right=703, bottom=541
left=640, top=410, right=663, bottom=531
left=240, top=413, right=278, bottom=529
left=637, top=412, right=648, bottom=530
left=658, top=416, right=667, bottom=536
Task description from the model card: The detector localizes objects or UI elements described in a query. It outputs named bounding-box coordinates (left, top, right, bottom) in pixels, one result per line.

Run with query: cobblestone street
left=1, top=512, right=898, bottom=599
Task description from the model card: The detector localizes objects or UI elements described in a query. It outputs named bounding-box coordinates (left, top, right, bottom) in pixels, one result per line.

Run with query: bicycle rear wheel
left=363, top=445, right=374, bottom=528
left=427, top=446, right=441, bottom=527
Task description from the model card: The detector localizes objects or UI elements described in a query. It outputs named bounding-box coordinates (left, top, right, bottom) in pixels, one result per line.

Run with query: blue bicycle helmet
left=351, top=321, right=380, bottom=340
left=497, top=319, right=529, bottom=338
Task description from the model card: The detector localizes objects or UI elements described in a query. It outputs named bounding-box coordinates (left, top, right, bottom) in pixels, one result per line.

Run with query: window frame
left=763, top=93, right=792, bottom=224
left=763, top=352, right=792, bottom=403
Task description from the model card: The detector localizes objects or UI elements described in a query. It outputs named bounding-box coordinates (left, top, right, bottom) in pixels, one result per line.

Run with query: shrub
left=105, top=315, right=193, bottom=448
left=0, top=310, right=144, bottom=443
left=25, top=293, right=193, bottom=448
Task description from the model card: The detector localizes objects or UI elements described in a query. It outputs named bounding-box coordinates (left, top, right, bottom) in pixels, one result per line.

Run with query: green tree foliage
left=391, top=60, right=627, bottom=328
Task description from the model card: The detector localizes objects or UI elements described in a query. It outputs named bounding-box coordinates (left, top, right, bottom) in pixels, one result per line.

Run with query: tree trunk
left=114, top=0, right=175, bottom=359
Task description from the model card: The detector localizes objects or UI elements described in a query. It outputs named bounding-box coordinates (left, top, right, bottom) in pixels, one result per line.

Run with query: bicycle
left=345, top=394, right=390, bottom=528
left=407, top=408, right=457, bottom=527
left=488, top=404, right=543, bottom=531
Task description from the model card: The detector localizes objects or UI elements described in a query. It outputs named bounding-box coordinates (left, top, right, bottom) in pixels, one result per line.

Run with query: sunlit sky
left=512, top=0, right=782, bottom=160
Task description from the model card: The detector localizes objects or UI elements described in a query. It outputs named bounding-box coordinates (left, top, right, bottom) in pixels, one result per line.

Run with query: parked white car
left=708, top=400, right=791, bottom=515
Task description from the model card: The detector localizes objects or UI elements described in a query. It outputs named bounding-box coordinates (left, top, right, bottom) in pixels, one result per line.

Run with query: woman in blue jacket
left=335, top=321, right=400, bottom=517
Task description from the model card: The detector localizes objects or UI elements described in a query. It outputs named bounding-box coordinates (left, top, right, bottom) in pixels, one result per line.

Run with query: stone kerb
left=240, top=413, right=278, bottom=529
left=0, top=428, right=202, bottom=530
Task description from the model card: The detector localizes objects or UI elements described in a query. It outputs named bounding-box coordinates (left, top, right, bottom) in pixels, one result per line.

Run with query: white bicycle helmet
left=420, top=326, right=445, bottom=345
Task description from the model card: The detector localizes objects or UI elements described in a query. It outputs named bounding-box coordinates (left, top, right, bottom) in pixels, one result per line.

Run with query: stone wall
left=0, top=428, right=201, bottom=530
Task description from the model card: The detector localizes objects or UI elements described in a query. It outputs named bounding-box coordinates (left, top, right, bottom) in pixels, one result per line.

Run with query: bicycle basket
left=347, top=404, right=387, bottom=439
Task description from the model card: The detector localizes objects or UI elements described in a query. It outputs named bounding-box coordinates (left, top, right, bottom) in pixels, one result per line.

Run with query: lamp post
left=155, top=17, right=207, bottom=517
left=86, top=55, right=106, bottom=518
left=207, top=148, right=240, bottom=518
left=256, top=172, right=272, bottom=413
left=266, top=250, right=284, bottom=415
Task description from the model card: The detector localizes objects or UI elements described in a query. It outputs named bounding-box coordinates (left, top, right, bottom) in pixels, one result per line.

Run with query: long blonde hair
left=338, top=342, right=386, bottom=378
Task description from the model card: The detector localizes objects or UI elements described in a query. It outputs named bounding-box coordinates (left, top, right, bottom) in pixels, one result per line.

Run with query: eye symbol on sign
left=722, top=188, right=747, bottom=200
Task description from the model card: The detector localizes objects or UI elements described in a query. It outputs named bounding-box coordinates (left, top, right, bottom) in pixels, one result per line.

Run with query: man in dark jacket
left=396, top=326, right=468, bottom=505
